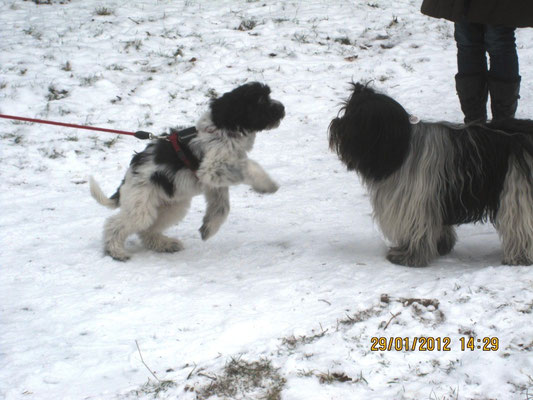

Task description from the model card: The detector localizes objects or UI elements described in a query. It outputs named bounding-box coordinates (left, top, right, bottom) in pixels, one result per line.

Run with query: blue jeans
left=454, top=22, right=519, bottom=80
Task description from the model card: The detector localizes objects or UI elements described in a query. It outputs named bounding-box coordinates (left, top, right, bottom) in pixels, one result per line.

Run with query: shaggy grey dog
left=329, top=83, right=533, bottom=267
left=90, top=82, right=285, bottom=261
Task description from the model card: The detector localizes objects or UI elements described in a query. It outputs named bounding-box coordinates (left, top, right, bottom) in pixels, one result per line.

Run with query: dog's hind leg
left=103, top=192, right=159, bottom=261
left=104, top=212, right=152, bottom=261
left=199, top=187, right=230, bottom=241
left=495, top=158, right=533, bottom=265
left=139, top=200, right=191, bottom=253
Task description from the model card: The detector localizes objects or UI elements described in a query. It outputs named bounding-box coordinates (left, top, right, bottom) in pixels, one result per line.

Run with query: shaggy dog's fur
left=90, top=82, right=285, bottom=261
left=329, top=82, right=533, bottom=267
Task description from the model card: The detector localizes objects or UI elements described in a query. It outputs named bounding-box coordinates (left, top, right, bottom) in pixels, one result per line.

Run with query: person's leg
left=454, top=22, right=489, bottom=122
left=484, top=25, right=519, bottom=80
left=485, top=25, right=520, bottom=119
left=455, top=22, right=487, bottom=75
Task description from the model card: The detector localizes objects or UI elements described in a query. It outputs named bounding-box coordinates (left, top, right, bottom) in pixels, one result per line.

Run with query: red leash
left=1, top=113, right=200, bottom=174
left=0, top=113, right=152, bottom=140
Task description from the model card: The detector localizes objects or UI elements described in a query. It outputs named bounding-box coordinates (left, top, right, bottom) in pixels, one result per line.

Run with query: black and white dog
left=329, top=82, right=533, bottom=267
left=90, top=82, right=285, bottom=261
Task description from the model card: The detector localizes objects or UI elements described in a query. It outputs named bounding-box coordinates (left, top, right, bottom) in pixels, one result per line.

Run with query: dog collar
left=167, top=127, right=200, bottom=171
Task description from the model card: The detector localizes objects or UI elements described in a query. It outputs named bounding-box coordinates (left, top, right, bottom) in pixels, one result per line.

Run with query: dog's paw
left=105, top=249, right=130, bottom=262
left=386, top=246, right=429, bottom=268
left=147, top=235, right=185, bottom=253
left=200, top=224, right=215, bottom=241
left=252, top=181, right=279, bottom=194
left=161, top=240, right=184, bottom=253
left=143, top=235, right=184, bottom=253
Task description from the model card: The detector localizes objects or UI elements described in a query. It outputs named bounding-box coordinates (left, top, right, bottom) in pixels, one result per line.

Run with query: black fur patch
left=130, top=144, right=154, bottom=172
left=153, top=139, right=190, bottom=173
left=126, top=129, right=199, bottom=200
left=488, top=118, right=533, bottom=167
left=443, top=124, right=512, bottom=224
left=329, top=83, right=411, bottom=181
left=150, top=171, right=174, bottom=197
left=443, top=119, right=533, bottom=224
left=210, top=82, right=285, bottom=133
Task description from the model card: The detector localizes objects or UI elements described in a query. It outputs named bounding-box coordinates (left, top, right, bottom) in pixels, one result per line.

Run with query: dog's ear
left=329, top=86, right=411, bottom=181
left=210, top=88, right=241, bottom=132
left=253, top=82, right=271, bottom=97
left=210, top=83, right=264, bottom=132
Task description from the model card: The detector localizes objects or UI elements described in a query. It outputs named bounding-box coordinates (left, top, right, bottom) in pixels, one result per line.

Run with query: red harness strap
left=167, top=132, right=198, bottom=173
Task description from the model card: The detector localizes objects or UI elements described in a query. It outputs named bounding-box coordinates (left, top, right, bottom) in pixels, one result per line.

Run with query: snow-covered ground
left=1, top=1, right=532, bottom=399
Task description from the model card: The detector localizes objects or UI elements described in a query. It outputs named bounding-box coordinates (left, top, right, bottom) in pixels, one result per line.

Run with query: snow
left=1, top=0, right=532, bottom=399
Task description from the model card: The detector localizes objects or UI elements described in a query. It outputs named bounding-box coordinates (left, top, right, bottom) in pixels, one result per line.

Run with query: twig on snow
left=135, top=340, right=161, bottom=382
left=382, top=312, right=401, bottom=330
left=187, top=363, right=198, bottom=380
left=198, top=372, right=217, bottom=381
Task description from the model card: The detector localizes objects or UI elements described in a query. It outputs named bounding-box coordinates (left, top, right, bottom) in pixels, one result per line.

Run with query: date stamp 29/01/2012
left=370, top=336, right=500, bottom=352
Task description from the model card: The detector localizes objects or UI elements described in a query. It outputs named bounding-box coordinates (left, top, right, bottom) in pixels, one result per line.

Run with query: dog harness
left=166, top=127, right=200, bottom=171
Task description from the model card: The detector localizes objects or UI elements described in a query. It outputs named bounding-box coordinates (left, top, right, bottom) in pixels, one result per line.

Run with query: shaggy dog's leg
left=496, top=158, right=533, bottom=265
left=386, top=226, right=440, bottom=267
left=103, top=187, right=159, bottom=261
left=200, top=187, right=230, bottom=241
left=139, top=200, right=191, bottom=253
left=375, top=184, right=442, bottom=267
left=104, top=213, right=134, bottom=261
left=386, top=243, right=436, bottom=268
left=437, top=226, right=457, bottom=255
left=244, top=159, right=279, bottom=194
left=104, top=210, right=157, bottom=261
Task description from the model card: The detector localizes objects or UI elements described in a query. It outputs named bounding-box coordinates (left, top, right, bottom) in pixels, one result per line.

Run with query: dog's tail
left=89, top=176, right=119, bottom=209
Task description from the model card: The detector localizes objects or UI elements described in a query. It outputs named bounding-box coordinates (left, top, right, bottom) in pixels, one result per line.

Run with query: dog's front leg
left=197, top=158, right=245, bottom=188
left=200, top=187, right=230, bottom=241
left=387, top=243, right=434, bottom=268
left=386, top=233, right=441, bottom=267
left=244, top=159, right=279, bottom=194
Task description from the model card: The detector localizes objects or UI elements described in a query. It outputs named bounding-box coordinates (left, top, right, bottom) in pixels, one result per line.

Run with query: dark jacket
left=421, top=0, right=533, bottom=28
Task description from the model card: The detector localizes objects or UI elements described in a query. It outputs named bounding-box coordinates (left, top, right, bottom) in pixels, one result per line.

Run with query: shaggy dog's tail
left=89, top=176, right=119, bottom=209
